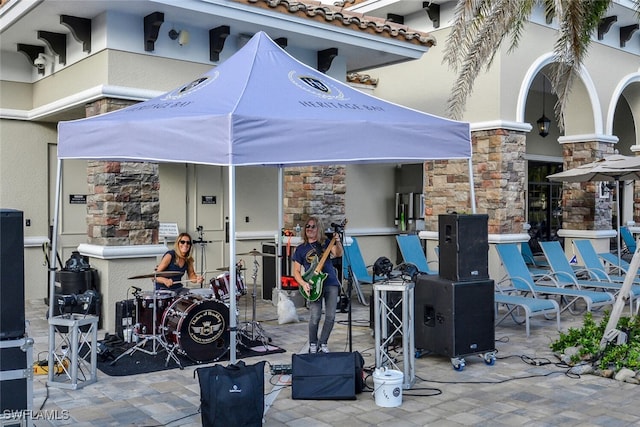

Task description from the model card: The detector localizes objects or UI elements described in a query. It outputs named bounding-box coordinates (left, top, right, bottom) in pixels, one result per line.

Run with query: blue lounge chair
left=491, top=246, right=560, bottom=336
left=598, top=252, right=632, bottom=276
left=342, top=237, right=385, bottom=306
left=539, top=241, right=640, bottom=306
left=342, top=237, right=385, bottom=285
left=574, top=240, right=639, bottom=283
left=620, top=226, right=637, bottom=255
left=521, top=242, right=550, bottom=269
left=395, top=234, right=437, bottom=275
left=572, top=239, right=640, bottom=313
left=494, top=286, right=560, bottom=337
left=495, top=243, right=614, bottom=314
left=519, top=242, right=552, bottom=275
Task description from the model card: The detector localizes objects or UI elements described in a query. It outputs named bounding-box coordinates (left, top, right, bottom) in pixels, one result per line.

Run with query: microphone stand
left=346, top=265, right=354, bottom=353
left=336, top=225, right=353, bottom=353
left=192, top=226, right=211, bottom=287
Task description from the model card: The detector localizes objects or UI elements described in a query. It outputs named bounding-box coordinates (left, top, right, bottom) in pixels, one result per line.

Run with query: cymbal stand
left=240, top=255, right=271, bottom=344
left=111, top=272, right=182, bottom=368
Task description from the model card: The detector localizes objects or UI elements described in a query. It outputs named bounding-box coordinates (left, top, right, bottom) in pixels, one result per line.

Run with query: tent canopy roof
left=58, top=32, right=471, bottom=167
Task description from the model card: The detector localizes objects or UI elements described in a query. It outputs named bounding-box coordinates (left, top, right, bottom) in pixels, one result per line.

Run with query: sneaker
left=309, top=343, right=317, bottom=353
left=319, top=344, right=329, bottom=353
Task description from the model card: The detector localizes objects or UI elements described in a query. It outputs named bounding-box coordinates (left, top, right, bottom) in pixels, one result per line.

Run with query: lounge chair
left=491, top=245, right=560, bottom=336
left=494, top=286, right=560, bottom=337
left=395, top=234, right=437, bottom=275
left=572, top=239, right=640, bottom=313
left=343, top=237, right=389, bottom=306
left=521, top=241, right=550, bottom=272
left=598, top=252, right=633, bottom=276
left=539, top=241, right=640, bottom=310
left=495, top=243, right=614, bottom=314
left=620, top=226, right=637, bottom=255
left=342, top=236, right=385, bottom=285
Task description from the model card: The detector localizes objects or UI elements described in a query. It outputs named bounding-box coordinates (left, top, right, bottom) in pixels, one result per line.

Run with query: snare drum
left=210, top=272, right=246, bottom=302
left=161, top=294, right=230, bottom=363
left=135, top=290, right=175, bottom=336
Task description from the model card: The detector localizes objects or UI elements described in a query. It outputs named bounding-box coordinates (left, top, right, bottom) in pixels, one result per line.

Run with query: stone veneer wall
left=284, top=165, right=346, bottom=229
left=85, top=98, right=160, bottom=245
left=424, top=129, right=527, bottom=235
left=560, top=141, right=615, bottom=230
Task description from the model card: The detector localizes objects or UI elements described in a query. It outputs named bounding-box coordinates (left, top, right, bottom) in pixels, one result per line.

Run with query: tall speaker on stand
left=0, top=208, right=25, bottom=339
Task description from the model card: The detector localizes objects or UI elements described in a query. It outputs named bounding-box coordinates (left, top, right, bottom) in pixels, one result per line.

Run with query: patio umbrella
left=547, top=154, right=640, bottom=349
left=547, top=154, right=640, bottom=266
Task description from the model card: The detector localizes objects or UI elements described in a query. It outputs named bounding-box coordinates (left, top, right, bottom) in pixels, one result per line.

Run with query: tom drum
left=135, top=290, right=175, bottom=336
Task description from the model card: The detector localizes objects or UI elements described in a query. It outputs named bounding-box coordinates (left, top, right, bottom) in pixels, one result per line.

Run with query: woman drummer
left=155, top=232, right=203, bottom=295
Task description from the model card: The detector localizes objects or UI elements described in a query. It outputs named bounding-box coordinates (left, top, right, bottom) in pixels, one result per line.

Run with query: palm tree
left=444, top=0, right=640, bottom=131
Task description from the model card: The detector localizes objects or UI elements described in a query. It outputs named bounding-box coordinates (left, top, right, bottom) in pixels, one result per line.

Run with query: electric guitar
left=300, top=220, right=346, bottom=301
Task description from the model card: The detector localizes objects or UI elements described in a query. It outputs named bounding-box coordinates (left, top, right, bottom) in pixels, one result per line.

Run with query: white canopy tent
left=52, top=32, right=473, bottom=363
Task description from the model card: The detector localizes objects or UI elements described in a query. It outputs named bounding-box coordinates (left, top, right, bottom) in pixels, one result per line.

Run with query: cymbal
left=128, top=271, right=183, bottom=279
left=237, top=249, right=275, bottom=257
left=216, top=266, right=247, bottom=271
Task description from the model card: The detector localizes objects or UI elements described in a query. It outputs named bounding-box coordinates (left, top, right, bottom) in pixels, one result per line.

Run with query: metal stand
left=48, top=314, right=98, bottom=390
left=240, top=254, right=271, bottom=344
left=373, top=279, right=415, bottom=389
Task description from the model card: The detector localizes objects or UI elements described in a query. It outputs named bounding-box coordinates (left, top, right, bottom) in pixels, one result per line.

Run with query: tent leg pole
left=468, top=158, right=477, bottom=214
left=48, top=159, right=63, bottom=383
left=276, top=167, right=283, bottom=303
left=229, top=166, right=237, bottom=363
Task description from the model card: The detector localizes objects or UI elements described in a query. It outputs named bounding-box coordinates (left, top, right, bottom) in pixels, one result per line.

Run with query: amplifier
left=115, top=299, right=136, bottom=341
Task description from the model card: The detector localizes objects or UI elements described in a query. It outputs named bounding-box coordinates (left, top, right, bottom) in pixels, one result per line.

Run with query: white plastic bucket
left=372, top=368, right=404, bottom=407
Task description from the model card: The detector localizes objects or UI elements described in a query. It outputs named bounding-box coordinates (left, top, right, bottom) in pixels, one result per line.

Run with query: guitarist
left=292, top=217, right=343, bottom=354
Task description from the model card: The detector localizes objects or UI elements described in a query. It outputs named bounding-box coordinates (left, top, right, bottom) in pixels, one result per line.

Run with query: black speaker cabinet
left=115, top=299, right=136, bottom=340
left=292, top=352, right=362, bottom=400
left=439, top=214, right=489, bottom=282
left=261, top=243, right=291, bottom=301
left=414, top=274, right=495, bottom=358
left=0, top=209, right=25, bottom=339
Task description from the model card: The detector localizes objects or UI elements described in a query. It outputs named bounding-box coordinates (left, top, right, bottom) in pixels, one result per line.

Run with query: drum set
left=111, top=251, right=272, bottom=367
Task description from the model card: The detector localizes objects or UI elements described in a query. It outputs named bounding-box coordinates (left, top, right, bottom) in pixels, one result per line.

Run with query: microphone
left=132, top=286, right=142, bottom=292
left=331, top=222, right=344, bottom=231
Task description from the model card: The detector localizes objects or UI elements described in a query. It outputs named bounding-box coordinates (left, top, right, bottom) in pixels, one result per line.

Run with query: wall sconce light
left=537, top=77, right=551, bottom=137
left=168, top=29, right=190, bottom=46
left=33, top=53, right=54, bottom=75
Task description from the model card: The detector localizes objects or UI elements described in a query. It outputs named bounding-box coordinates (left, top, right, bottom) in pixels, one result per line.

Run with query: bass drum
left=162, top=295, right=230, bottom=363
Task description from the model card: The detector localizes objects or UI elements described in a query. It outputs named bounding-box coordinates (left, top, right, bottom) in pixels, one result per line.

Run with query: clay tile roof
left=235, top=0, right=436, bottom=47
left=346, top=72, right=379, bottom=86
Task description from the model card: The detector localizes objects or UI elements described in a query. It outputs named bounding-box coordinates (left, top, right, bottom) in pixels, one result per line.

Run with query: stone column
left=78, top=98, right=165, bottom=335
left=559, top=141, right=615, bottom=231
left=86, top=161, right=159, bottom=245
left=556, top=138, right=616, bottom=255
left=424, top=128, right=527, bottom=234
left=424, top=126, right=528, bottom=280
left=283, top=165, right=346, bottom=229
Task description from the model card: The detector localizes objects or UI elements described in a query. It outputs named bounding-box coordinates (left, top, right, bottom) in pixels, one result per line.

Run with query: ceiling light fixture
left=169, top=29, right=190, bottom=46
left=537, top=76, right=551, bottom=137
